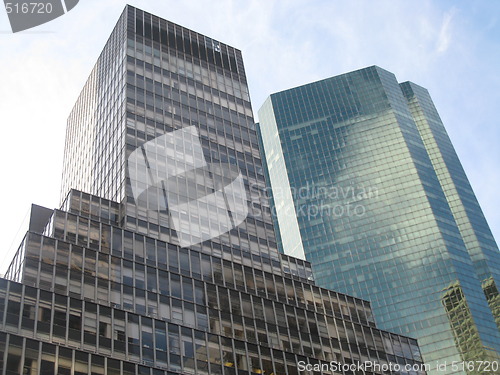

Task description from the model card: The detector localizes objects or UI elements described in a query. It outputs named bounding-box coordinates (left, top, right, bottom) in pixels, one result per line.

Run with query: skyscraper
left=257, top=66, right=500, bottom=371
left=0, top=7, right=426, bottom=375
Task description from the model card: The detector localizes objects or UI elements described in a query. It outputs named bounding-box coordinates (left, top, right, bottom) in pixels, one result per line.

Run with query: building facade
left=257, top=66, right=500, bottom=372
left=0, top=7, right=426, bottom=375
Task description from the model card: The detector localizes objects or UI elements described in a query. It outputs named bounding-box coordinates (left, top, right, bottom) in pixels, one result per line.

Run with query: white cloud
left=436, top=8, right=456, bottom=53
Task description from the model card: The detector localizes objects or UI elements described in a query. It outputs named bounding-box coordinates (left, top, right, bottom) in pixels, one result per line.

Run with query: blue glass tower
left=257, top=66, right=500, bottom=371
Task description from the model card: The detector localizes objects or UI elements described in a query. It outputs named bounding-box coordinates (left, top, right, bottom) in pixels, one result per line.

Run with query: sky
left=0, top=0, right=499, bottom=273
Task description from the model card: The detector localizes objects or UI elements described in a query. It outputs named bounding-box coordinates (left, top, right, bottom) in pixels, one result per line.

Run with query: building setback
left=0, top=6, right=426, bottom=375
left=257, top=66, right=500, bottom=372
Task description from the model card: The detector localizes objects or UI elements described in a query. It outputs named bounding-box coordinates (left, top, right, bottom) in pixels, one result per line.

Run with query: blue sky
left=0, top=0, right=499, bottom=272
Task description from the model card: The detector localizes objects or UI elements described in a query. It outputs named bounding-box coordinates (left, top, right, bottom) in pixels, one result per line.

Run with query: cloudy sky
left=0, top=0, right=499, bottom=272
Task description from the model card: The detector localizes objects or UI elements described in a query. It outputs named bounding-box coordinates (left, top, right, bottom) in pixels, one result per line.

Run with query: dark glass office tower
left=257, top=66, right=500, bottom=372
left=0, top=7, right=426, bottom=375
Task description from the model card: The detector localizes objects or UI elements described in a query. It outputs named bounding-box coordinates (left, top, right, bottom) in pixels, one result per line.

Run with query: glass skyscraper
left=0, top=7, right=426, bottom=375
left=257, top=66, right=500, bottom=373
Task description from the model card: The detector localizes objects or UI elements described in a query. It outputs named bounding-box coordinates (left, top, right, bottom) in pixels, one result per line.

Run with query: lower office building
left=0, top=190, right=425, bottom=374
left=257, top=66, right=500, bottom=372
